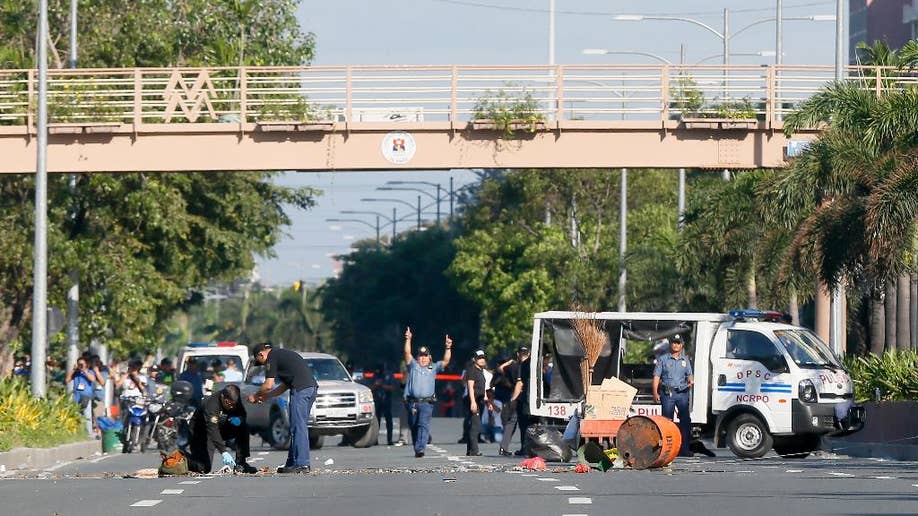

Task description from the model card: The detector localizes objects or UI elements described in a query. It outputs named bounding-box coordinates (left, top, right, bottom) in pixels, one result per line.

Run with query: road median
left=0, top=439, right=102, bottom=472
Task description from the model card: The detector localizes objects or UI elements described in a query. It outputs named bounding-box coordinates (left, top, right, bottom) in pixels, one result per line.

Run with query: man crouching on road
left=187, top=384, right=257, bottom=474
left=248, top=342, right=318, bottom=474
left=403, top=326, right=452, bottom=458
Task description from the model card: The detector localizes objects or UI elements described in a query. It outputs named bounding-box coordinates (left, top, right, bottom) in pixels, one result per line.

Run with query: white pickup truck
left=527, top=310, right=865, bottom=458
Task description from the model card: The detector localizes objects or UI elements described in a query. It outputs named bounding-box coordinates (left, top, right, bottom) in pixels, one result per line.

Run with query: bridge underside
left=0, top=122, right=814, bottom=174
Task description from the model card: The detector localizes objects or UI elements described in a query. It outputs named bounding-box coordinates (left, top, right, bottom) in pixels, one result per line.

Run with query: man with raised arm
left=403, top=326, right=452, bottom=458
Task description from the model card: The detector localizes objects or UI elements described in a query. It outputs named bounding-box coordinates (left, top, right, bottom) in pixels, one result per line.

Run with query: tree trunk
left=897, top=275, right=911, bottom=351
left=884, top=280, right=897, bottom=351
left=789, top=290, right=800, bottom=326
left=815, top=283, right=830, bottom=343
left=911, top=274, right=917, bottom=351
left=746, top=269, right=757, bottom=309
left=869, top=292, right=885, bottom=354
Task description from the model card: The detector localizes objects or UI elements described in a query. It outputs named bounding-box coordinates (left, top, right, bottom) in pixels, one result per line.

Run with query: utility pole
left=776, top=0, right=783, bottom=66
left=678, top=168, right=686, bottom=232
left=416, top=195, right=421, bottom=230
left=723, top=8, right=730, bottom=98
left=449, top=176, right=455, bottom=219
left=65, top=0, right=80, bottom=374
left=618, top=168, right=627, bottom=312
left=375, top=215, right=380, bottom=250
left=829, top=0, right=846, bottom=356
left=435, top=184, right=441, bottom=224
left=31, top=0, right=50, bottom=398
left=392, top=207, right=397, bottom=241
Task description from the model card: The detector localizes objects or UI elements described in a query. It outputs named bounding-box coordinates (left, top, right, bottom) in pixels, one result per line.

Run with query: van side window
left=726, top=330, right=788, bottom=372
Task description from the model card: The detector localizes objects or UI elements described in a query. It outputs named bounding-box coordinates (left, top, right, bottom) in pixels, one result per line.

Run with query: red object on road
left=520, top=457, right=547, bottom=471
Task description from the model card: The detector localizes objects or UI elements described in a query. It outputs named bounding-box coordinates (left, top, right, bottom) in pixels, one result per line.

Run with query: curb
left=0, top=440, right=102, bottom=471
left=824, top=438, right=918, bottom=462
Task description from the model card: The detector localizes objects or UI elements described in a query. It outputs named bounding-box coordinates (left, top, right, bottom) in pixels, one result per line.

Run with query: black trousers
left=462, top=396, right=484, bottom=454
left=186, top=421, right=250, bottom=474
left=375, top=398, right=393, bottom=444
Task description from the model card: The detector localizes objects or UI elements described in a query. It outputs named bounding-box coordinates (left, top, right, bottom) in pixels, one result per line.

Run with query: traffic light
left=293, top=280, right=302, bottom=292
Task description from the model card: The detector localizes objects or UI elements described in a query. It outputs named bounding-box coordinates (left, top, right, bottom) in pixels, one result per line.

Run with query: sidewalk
left=0, top=440, right=102, bottom=472
left=823, top=401, right=918, bottom=462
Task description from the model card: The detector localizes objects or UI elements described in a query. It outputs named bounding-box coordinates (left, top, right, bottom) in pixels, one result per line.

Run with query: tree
left=778, top=40, right=918, bottom=353
left=0, top=0, right=318, bottom=371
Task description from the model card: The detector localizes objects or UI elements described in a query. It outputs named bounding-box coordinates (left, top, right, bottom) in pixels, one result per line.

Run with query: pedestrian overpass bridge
left=0, top=64, right=908, bottom=174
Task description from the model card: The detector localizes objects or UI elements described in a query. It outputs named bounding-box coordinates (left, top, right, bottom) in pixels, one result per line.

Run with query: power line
left=427, top=0, right=833, bottom=18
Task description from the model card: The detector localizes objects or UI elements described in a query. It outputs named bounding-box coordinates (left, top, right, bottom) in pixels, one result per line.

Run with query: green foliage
left=711, top=97, right=757, bottom=120
left=252, top=96, right=336, bottom=123
left=0, top=0, right=319, bottom=367
left=47, top=82, right=125, bottom=123
left=471, top=84, right=546, bottom=138
left=844, top=350, right=918, bottom=402
left=0, top=377, right=84, bottom=451
left=669, top=74, right=704, bottom=117
left=320, top=227, right=479, bottom=370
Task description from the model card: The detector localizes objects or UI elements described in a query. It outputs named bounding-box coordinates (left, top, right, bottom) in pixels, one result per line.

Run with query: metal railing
left=0, top=64, right=914, bottom=128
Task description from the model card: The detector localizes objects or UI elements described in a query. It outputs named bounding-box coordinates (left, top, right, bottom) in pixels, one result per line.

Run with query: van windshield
left=773, top=329, right=841, bottom=369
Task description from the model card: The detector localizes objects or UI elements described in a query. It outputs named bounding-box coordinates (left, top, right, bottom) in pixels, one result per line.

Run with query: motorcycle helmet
left=170, top=380, right=194, bottom=404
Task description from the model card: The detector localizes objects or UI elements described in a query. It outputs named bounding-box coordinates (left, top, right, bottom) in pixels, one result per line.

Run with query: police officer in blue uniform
left=652, top=334, right=694, bottom=457
left=403, top=326, right=452, bottom=458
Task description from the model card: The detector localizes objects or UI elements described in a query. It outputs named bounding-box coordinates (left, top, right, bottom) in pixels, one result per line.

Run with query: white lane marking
left=828, top=472, right=855, bottom=477
left=562, top=514, right=589, bottom=516
left=555, top=486, right=580, bottom=491
left=248, top=457, right=264, bottom=462
left=521, top=473, right=539, bottom=477
left=874, top=476, right=895, bottom=480
left=178, top=481, right=201, bottom=485
left=447, top=456, right=460, bottom=461
left=785, top=469, right=803, bottom=473
left=736, top=470, right=753, bottom=473
left=568, top=497, right=593, bottom=505
left=160, top=489, right=184, bottom=495
left=257, top=451, right=270, bottom=455
left=130, top=500, right=162, bottom=507
left=45, top=460, right=75, bottom=472
left=537, top=477, right=559, bottom=482
left=912, top=484, right=918, bottom=488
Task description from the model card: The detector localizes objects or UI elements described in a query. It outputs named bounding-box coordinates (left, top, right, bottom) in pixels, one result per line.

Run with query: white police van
left=527, top=310, right=865, bottom=458
left=178, top=341, right=250, bottom=396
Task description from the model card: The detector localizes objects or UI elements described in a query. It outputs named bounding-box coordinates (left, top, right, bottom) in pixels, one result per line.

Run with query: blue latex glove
left=228, top=416, right=242, bottom=427
left=221, top=451, right=236, bottom=468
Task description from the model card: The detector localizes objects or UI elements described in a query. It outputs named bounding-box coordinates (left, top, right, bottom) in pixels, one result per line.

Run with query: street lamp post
left=340, top=210, right=400, bottom=242
left=31, top=0, right=50, bottom=398
left=361, top=198, right=421, bottom=230
left=829, top=0, right=846, bottom=356
left=327, top=217, right=383, bottom=249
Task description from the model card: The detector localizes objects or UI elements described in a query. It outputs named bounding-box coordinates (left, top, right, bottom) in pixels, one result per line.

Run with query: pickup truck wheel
left=349, top=417, right=379, bottom=449
left=266, top=410, right=291, bottom=451
left=726, top=414, right=773, bottom=459
left=309, top=434, right=324, bottom=450
left=774, top=434, right=819, bottom=459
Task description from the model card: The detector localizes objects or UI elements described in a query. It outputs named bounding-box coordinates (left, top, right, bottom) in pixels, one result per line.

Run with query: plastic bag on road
left=525, top=424, right=572, bottom=463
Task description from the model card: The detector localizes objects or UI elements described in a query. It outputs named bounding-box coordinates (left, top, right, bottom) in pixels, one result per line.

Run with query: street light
left=342, top=209, right=399, bottom=241
left=361, top=197, right=422, bottom=230
left=378, top=185, right=443, bottom=224
left=326, top=217, right=385, bottom=249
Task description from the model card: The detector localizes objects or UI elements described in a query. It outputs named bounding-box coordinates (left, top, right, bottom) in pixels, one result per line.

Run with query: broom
left=572, top=312, right=606, bottom=395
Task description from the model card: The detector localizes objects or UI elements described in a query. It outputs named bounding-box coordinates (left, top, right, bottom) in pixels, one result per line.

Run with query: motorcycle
left=121, top=396, right=150, bottom=453
left=141, top=383, right=170, bottom=452
left=154, top=381, right=196, bottom=456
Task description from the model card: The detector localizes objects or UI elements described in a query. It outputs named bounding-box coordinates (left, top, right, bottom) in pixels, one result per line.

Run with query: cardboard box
left=583, top=377, right=638, bottom=420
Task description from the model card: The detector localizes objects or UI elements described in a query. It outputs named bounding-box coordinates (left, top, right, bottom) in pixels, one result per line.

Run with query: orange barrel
left=615, top=415, right=682, bottom=469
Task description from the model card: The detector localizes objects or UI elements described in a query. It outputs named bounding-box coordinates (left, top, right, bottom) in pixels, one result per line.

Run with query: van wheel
left=266, top=410, right=291, bottom=450
left=726, top=414, right=773, bottom=459
left=309, top=434, right=324, bottom=450
left=349, top=418, right=379, bottom=448
left=774, top=434, right=820, bottom=459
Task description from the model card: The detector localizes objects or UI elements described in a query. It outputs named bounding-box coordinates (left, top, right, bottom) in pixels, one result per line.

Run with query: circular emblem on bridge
left=381, top=131, right=416, bottom=165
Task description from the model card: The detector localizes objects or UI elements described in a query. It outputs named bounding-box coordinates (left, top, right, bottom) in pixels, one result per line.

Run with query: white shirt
left=120, top=374, right=148, bottom=398
left=222, top=368, right=244, bottom=382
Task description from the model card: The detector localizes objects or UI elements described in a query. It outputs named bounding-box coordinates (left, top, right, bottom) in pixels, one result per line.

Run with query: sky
left=254, top=0, right=840, bottom=286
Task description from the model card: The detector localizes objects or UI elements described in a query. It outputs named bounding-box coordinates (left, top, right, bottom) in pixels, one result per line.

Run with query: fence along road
left=0, top=64, right=913, bottom=173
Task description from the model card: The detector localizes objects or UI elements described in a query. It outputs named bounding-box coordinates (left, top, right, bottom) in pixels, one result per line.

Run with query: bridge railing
left=0, top=64, right=914, bottom=129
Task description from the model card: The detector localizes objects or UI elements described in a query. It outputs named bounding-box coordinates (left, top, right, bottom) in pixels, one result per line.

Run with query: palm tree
left=776, top=40, right=918, bottom=353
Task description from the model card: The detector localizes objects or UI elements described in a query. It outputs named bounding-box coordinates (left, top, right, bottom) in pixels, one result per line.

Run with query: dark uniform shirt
left=653, top=353, right=693, bottom=391
left=193, top=393, right=246, bottom=454
left=517, top=358, right=531, bottom=395
left=266, top=348, right=317, bottom=391
left=463, top=364, right=487, bottom=399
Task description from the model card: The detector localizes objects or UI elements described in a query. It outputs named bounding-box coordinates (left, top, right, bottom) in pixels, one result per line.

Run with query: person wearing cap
left=403, top=326, right=452, bottom=458
left=248, top=342, right=318, bottom=474
left=653, top=334, right=694, bottom=457
left=462, top=350, right=489, bottom=456
left=186, top=384, right=257, bottom=474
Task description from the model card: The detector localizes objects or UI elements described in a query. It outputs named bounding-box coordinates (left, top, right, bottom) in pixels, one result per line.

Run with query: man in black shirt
left=462, top=350, right=488, bottom=456
left=248, top=343, right=318, bottom=474
left=496, top=345, right=529, bottom=456
left=187, top=385, right=257, bottom=474
left=509, top=352, right=532, bottom=456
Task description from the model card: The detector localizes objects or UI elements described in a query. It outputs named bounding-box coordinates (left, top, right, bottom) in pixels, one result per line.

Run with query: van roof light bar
left=728, top=309, right=783, bottom=322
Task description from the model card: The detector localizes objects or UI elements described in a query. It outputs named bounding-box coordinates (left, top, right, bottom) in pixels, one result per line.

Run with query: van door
left=712, top=328, right=793, bottom=433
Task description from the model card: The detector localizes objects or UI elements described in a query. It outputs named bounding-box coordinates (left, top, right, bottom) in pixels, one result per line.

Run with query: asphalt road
left=2, top=418, right=917, bottom=516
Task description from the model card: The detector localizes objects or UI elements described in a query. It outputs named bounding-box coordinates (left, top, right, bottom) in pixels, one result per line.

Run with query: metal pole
left=830, top=0, right=845, bottom=356
left=677, top=168, right=686, bottom=232
left=416, top=195, right=421, bottom=230
left=31, top=0, right=50, bottom=398
left=449, top=176, right=454, bottom=219
left=618, top=168, right=627, bottom=312
left=435, top=184, right=441, bottom=225
left=776, top=0, right=783, bottom=66
left=723, top=168, right=730, bottom=181
left=375, top=215, right=380, bottom=250
left=723, top=8, right=729, bottom=99
left=392, top=207, right=397, bottom=240
left=549, top=0, right=555, bottom=66
left=66, top=0, right=80, bottom=374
